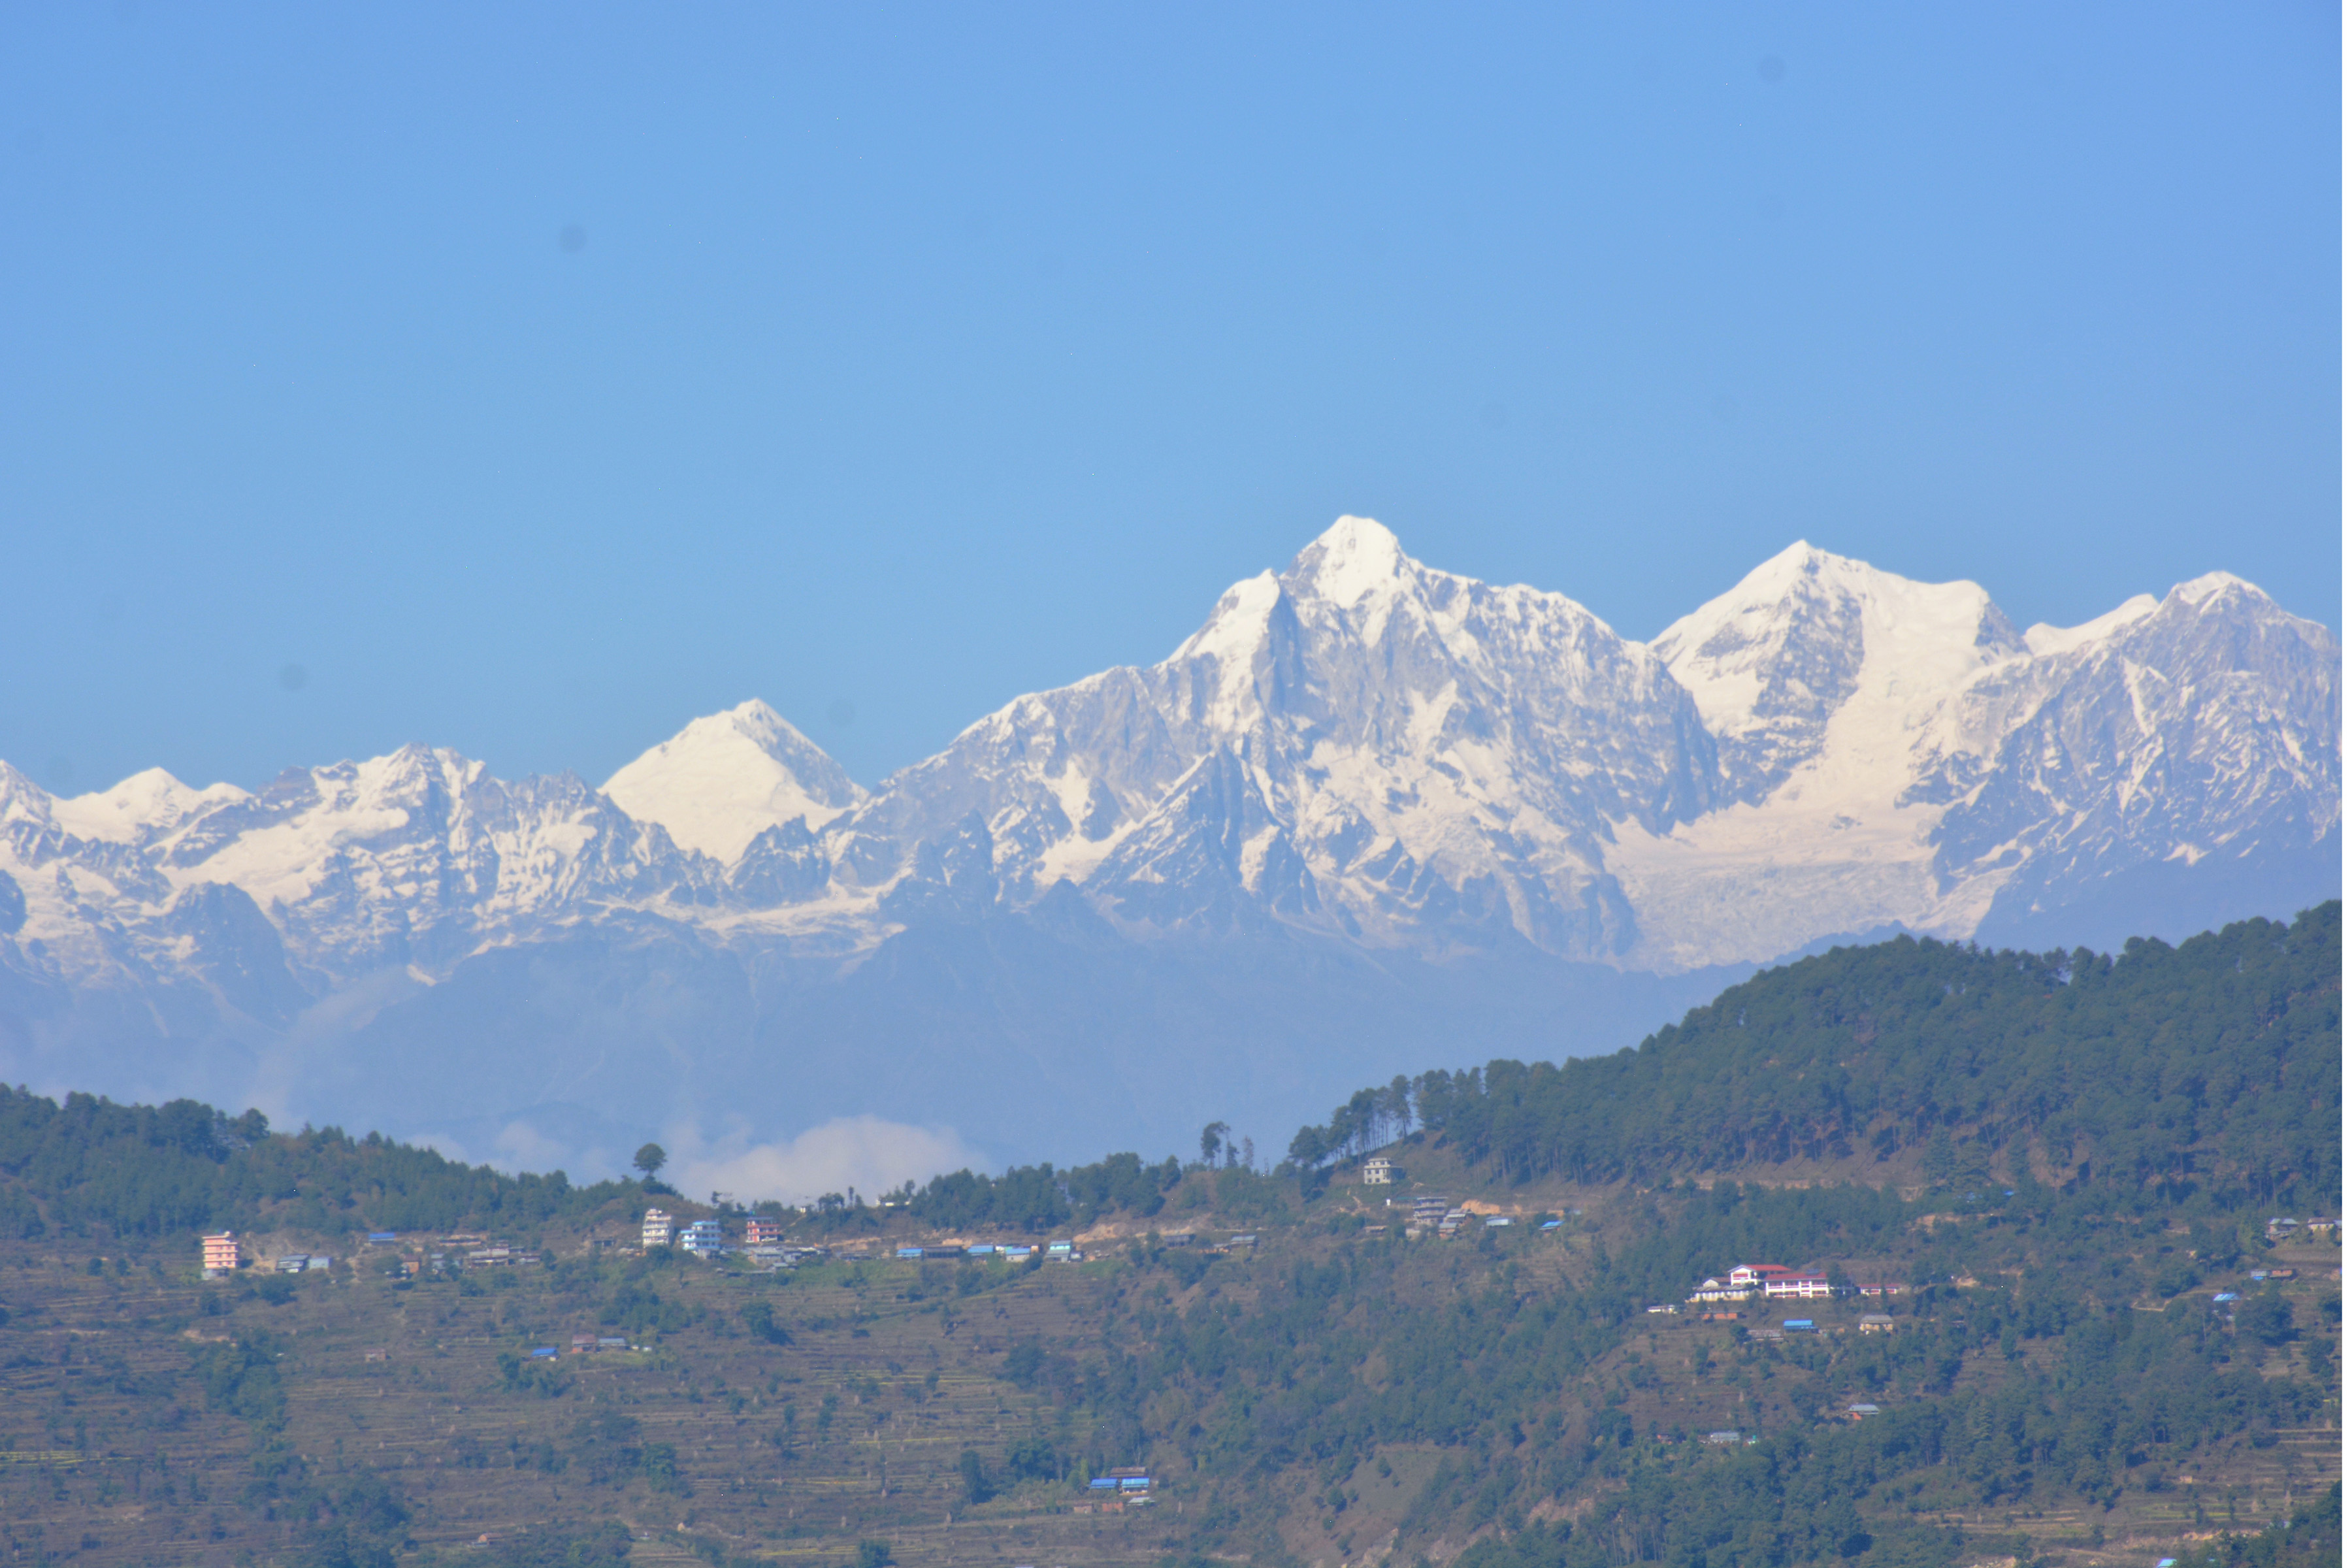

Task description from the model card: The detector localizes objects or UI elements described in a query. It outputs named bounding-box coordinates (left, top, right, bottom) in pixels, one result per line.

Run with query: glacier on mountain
left=0, top=518, right=2336, bottom=1179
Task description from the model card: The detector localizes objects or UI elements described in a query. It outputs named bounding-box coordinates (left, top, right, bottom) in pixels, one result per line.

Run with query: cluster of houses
left=896, top=1239, right=1088, bottom=1263
left=2266, top=1216, right=2339, bottom=1243
left=1697, top=1401, right=1880, bottom=1447
left=1686, top=1262, right=1907, bottom=1306
left=640, top=1208, right=821, bottom=1266
left=200, top=1229, right=550, bottom=1279
left=640, top=1209, right=1264, bottom=1267
left=399, top=1237, right=544, bottom=1275
left=357, top=1231, right=543, bottom=1276
left=1370, top=1173, right=1582, bottom=1239
left=1741, top=1315, right=1899, bottom=1339
left=2212, top=1263, right=2317, bottom=1312
left=1071, top=1467, right=1156, bottom=1512
left=199, top=1232, right=335, bottom=1278
left=206, top=1213, right=1208, bottom=1279
left=1394, top=1193, right=1525, bottom=1238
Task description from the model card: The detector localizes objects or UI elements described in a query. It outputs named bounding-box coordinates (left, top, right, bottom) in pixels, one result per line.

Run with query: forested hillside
left=0, top=1096, right=615, bottom=1242
left=0, top=908, right=2336, bottom=1568
left=1292, top=904, right=2340, bottom=1203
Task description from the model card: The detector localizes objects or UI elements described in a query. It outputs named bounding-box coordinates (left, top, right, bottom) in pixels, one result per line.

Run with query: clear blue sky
left=1, top=5, right=2338, bottom=796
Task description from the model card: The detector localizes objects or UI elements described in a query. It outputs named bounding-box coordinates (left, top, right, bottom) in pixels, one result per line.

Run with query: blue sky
left=1, top=4, right=2338, bottom=796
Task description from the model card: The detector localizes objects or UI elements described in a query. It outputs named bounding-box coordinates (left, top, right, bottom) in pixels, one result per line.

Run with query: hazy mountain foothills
left=0, top=909, right=2336, bottom=1568
left=0, top=519, right=2337, bottom=1175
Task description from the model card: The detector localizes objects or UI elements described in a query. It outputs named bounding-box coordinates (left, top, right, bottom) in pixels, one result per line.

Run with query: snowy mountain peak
left=725, top=698, right=813, bottom=746
left=1164, top=570, right=1287, bottom=731
left=2170, top=570, right=2266, bottom=609
left=1650, top=544, right=2024, bottom=800
left=602, top=699, right=865, bottom=863
left=0, top=761, right=54, bottom=830
left=1171, top=570, right=1282, bottom=663
left=1663, top=541, right=2012, bottom=653
left=1734, top=537, right=1835, bottom=588
left=49, top=768, right=252, bottom=847
left=1293, top=515, right=1409, bottom=611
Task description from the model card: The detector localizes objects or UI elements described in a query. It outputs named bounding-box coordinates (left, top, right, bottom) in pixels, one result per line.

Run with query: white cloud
left=666, top=1116, right=985, bottom=1207
left=487, top=1118, right=580, bottom=1174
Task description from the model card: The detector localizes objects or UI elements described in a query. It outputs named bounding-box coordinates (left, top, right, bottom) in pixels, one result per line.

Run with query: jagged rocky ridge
left=0, top=519, right=2336, bottom=1172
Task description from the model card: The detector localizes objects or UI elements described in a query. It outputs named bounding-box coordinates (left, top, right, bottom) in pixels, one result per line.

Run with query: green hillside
left=1292, top=901, right=2340, bottom=1203
left=0, top=906, right=2337, bottom=1568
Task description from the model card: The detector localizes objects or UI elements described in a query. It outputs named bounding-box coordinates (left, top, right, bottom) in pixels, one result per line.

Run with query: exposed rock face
left=0, top=519, right=2335, bottom=1171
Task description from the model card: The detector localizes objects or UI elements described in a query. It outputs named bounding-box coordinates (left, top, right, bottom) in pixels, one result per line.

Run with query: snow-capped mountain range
left=0, top=519, right=2336, bottom=1179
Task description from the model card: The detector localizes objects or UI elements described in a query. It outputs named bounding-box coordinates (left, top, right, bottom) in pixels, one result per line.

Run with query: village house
left=742, top=1215, right=785, bottom=1247
left=466, top=1245, right=536, bottom=1268
left=1362, top=1156, right=1396, bottom=1185
left=201, top=1232, right=241, bottom=1277
left=641, top=1208, right=674, bottom=1249
left=1858, top=1313, right=1899, bottom=1334
left=1687, top=1276, right=1755, bottom=1303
